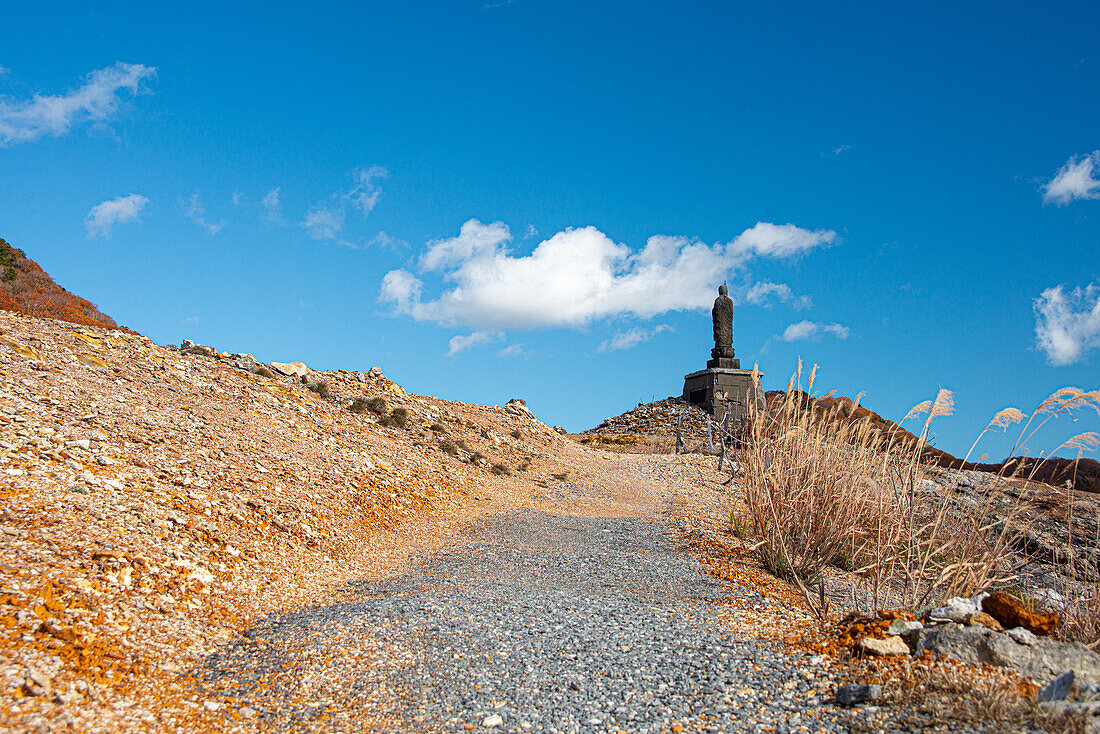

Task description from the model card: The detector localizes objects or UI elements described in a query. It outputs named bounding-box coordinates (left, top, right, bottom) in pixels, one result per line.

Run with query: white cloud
left=348, top=166, right=387, bottom=215
left=447, top=330, right=503, bottom=356
left=598, top=325, right=671, bottom=352
left=0, top=66, right=9, bottom=75
left=261, top=187, right=284, bottom=223
left=301, top=166, right=387, bottom=241
left=181, top=315, right=200, bottom=324
left=1043, top=151, right=1100, bottom=205
left=369, top=231, right=408, bottom=250
left=302, top=204, right=343, bottom=240
left=497, top=343, right=529, bottom=358
left=85, top=194, right=148, bottom=238
left=743, top=280, right=812, bottom=309
left=823, top=144, right=852, bottom=158
left=181, top=192, right=226, bottom=235
left=419, top=219, right=511, bottom=271
left=0, top=62, right=155, bottom=146
left=1034, top=284, right=1100, bottom=365
left=379, top=219, right=835, bottom=331
left=231, top=191, right=245, bottom=206
left=779, top=320, right=850, bottom=342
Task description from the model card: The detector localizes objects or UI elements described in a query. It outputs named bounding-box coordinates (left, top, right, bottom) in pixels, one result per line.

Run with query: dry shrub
left=841, top=655, right=1063, bottom=733
left=739, top=363, right=1019, bottom=614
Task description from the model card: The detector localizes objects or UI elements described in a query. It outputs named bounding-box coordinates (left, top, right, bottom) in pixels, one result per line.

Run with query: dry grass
left=838, top=654, right=1094, bottom=733
left=738, top=364, right=1100, bottom=647
left=738, top=363, right=1018, bottom=615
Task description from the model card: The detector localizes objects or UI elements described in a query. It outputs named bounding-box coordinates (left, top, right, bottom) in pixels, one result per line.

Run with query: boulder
left=180, top=339, right=216, bottom=357
left=887, top=619, right=923, bottom=636
left=983, top=591, right=1059, bottom=636
left=367, top=366, right=385, bottom=379
left=860, top=635, right=910, bottom=657
left=1040, top=671, right=1076, bottom=702
left=227, top=353, right=262, bottom=372
left=834, top=684, right=881, bottom=706
left=929, top=597, right=979, bottom=623
left=553, top=425, right=567, bottom=435
left=968, top=611, right=1004, bottom=632
left=505, top=398, right=536, bottom=419
left=913, top=624, right=1100, bottom=684
left=270, top=361, right=309, bottom=378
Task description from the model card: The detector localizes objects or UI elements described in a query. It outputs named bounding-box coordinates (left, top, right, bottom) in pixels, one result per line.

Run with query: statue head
left=718, top=284, right=728, bottom=297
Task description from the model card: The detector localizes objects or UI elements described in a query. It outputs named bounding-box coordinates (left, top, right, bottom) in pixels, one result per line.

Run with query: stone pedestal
left=683, top=366, right=763, bottom=424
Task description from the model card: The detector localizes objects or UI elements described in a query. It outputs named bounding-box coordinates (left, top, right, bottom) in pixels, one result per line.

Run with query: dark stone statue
left=711, top=284, right=735, bottom=359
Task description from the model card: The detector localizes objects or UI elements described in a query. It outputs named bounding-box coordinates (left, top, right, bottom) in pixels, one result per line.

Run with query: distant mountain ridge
left=0, top=236, right=120, bottom=330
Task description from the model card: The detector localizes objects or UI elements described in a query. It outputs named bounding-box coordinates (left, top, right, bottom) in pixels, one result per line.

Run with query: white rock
left=930, top=597, right=978, bottom=623
left=270, top=361, right=309, bottom=378
left=1034, top=588, right=1066, bottom=611
left=97, top=456, right=115, bottom=466
left=482, top=714, right=504, bottom=727
left=887, top=619, right=923, bottom=636
left=859, top=635, right=910, bottom=657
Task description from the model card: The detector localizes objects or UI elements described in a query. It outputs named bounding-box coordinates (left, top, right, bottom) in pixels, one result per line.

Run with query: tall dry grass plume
left=736, top=367, right=1100, bottom=643
left=739, top=366, right=1017, bottom=616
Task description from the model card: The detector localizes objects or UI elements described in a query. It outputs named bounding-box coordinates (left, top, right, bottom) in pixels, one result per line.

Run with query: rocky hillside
left=0, top=310, right=570, bottom=732
left=0, top=237, right=120, bottom=330
left=582, top=392, right=1100, bottom=493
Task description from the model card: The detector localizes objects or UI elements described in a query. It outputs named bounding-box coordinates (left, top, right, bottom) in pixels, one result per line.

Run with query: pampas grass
left=740, top=367, right=1017, bottom=615
left=736, top=371, right=1100, bottom=642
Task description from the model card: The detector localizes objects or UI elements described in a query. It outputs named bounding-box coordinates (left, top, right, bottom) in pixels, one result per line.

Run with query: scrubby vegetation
left=0, top=237, right=121, bottom=329
left=306, top=381, right=331, bottom=399
left=735, top=362, right=1100, bottom=644
left=379, top=407, right=408, bottom=429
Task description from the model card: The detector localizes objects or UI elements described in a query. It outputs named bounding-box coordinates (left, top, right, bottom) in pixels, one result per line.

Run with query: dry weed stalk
left=737, top=364, right=1021, bottom=616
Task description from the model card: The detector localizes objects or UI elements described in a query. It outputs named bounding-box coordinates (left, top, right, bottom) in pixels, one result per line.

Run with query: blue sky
left=1, top=1, right=1098, bottom=460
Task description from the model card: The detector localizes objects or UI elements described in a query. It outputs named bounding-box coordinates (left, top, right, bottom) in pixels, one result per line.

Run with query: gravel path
left=199, top=455, right=864, bottom=733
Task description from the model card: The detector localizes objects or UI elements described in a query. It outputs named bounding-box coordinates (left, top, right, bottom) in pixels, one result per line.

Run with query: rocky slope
left=0, top=309, right=572, bottom=732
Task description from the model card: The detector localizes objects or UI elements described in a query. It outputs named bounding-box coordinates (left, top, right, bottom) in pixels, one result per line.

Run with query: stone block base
left=683, top=367, right=763, bottom=423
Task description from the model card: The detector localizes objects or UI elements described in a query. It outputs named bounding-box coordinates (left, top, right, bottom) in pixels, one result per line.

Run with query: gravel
left=201, top=490, right=858, bottom=732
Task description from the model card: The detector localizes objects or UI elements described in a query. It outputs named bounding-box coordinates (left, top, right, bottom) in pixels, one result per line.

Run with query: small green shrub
left=455, top=439, right=471, bottom=452
left=364, top=397, right=387, bottom=415
left=429, top=422, right=445, bottom=432
left=551, top=471, right=569, bottom=481
left=380, top=407, right=408, bottom=429
left=250, top=365, right=276, bottom=378
left=468, top=450, right=485, bottom=465
left=490, top=463, right=511, bottom=476
left=510, top=429, right=522, bottom=439
left=348, top=397, right=371, bottom=414
left=2, top=267, right=15, bottom=282
left=440, top=441, right=458, bottom=456
left=518, top=459, right=531, bottom=472
left=306, top=381, right=331, bottom=399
